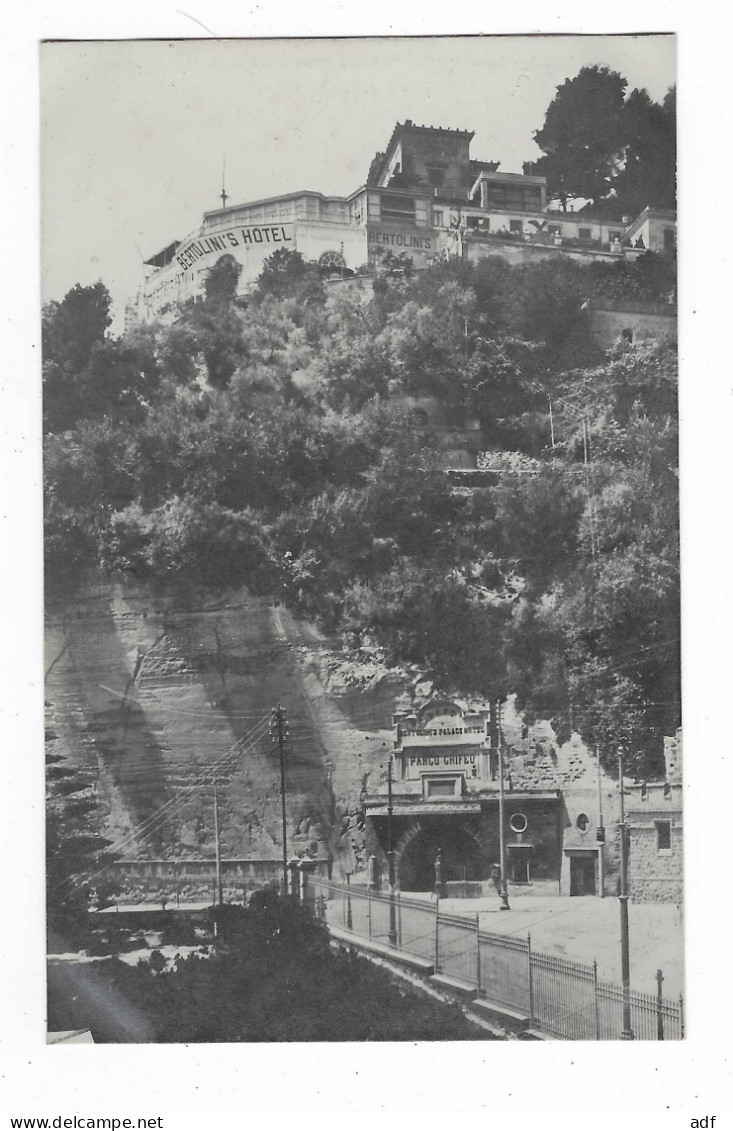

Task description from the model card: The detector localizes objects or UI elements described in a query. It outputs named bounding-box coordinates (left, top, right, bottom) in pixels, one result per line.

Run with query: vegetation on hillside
left=43, top=245, right=678, bottom=774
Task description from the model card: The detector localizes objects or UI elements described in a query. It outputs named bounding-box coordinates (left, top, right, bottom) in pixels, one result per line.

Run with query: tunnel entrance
left=398, top=822, right=483, bottom=892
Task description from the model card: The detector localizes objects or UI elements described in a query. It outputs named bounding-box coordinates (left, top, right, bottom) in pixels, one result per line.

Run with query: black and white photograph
left=38, top=33, right=686, bottom=1047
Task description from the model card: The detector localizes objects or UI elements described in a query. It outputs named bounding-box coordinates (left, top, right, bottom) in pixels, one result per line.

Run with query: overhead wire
left=54, top=713, right=272, bottom=892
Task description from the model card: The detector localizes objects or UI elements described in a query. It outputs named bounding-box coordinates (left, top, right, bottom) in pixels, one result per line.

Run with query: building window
left=576, top=813, right=590, bottom=833
left=656, top=820, right=672, bottom=853
left=319, top=250, right=346, bottom=274
left=509, top=812, right=527, bottom=834
left=510, top=219, right=523, bottom=233
left=621, top=328, right=634, bottom=343
left=609, top=231, right=622, bottom=243
left=579, top=227, right=592, bottom=240
left=425, top=777, right=460, bottom=799
left=433, top=210, right=444, bottom=227
left=663, top=227, right=676, bottom=250
left=381, top=194, right=416, bottom=222
left=548, top=224, right=561, bottom=236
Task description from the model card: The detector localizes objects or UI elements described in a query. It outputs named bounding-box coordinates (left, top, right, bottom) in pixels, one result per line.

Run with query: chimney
left=405, top=119, right=413, bottom=127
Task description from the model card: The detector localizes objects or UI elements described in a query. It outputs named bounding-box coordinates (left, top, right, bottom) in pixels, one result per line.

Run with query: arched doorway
left=398, top=822, right=483, bottom=892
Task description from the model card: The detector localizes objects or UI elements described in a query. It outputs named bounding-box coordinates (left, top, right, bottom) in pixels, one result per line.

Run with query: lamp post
left=386, top=755, right=398, bottom=947
left=596, top=744, right=606, bottom=898
left=618, top=750, right=634, bottom=1039
left=270, top=704, right=289, bottom=897
left=497, top=700, right=510, bottom=910
left=345, top=871, right=353, bottom=931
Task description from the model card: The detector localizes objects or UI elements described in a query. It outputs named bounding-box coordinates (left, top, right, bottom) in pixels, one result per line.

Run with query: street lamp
left=386, top=755, right=398, bottom=947
left=497, top=700, right=511, bottom=911
left=618, top=749, right=634, bottom=1039
left=345, top=871, right=353, bottom=931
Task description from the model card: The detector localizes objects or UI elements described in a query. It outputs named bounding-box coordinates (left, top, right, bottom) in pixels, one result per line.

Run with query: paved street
left=404, top=891, right=684, bottom=996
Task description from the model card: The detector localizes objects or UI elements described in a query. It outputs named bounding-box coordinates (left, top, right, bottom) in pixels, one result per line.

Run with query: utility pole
left=220, top=155, right=229, bottom=210
left=270, top=703, right=289, bottom=897
left=386, top=756, right=398, bottom=947
left=596, top=745, right=605, bottom=898
left=548, top=395, right=556, bottom=469
left=496, top=700, right=510, bottom=911
left=618, top=750, right=634, bottom=1039
left=213, top=775, right=223, bottom=907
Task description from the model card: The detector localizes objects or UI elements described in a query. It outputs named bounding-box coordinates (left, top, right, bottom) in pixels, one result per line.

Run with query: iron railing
left=311, top=878, right=683, bottom=1041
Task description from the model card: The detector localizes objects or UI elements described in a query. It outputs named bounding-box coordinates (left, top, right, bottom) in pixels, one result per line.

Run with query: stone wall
left=627, top=780, right=683, bottom=903
left=105, top=857, right=329, bottom=903
left=627, top=821, right=683, bottom=903
left=587, top=305, right=677, bottom=349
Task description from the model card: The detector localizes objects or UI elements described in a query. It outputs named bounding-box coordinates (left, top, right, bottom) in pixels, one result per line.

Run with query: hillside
left=44, top=249, right=679, bottom=877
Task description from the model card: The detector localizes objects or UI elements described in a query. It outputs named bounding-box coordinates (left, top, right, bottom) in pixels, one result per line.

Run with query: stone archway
left=397, top=820, right=484, bottom=892
left=393, top=820, right=423, bottom=887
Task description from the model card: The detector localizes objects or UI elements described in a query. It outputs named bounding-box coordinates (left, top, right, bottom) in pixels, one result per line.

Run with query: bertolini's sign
left=367, top=226, right=433, bottom=253
left=175, top=223, right=294, bottom=271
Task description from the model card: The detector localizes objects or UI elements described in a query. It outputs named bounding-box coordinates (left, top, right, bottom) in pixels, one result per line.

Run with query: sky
left=41, top=34, right=675, bottom=323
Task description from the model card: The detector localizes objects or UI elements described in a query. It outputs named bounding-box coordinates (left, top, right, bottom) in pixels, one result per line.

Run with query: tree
left=43, top=283, right=113, bottom=432
left=203, top=253, right=243, bottom=304
left=343, top=564, right=511, bottom=697
left=526, top=66, right=628, bottom=209
left=612, top=86, right=677, bottom=217
left=504, top=342, right=679, bottom=772
left=255, top=248, right=325, bottom=305
left=46, top=735, right=120, bottom=952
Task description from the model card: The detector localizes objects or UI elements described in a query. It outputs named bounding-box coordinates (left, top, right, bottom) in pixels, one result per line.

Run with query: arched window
left=576, top=813, right=590, bottom=833
left=318, top=250, right=346, bottom=273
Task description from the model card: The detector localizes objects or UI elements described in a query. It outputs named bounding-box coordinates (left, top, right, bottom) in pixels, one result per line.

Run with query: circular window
left=509, top=813, right=527, bottom=834
left=576, top=813, right=590, bottom=833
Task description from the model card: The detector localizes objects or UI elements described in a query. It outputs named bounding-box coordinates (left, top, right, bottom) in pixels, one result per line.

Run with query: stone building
left=135, top=118, right=677, bottom=320
left=626, top=729, right=683, bottom=903
left=362, top=694, right=626, bottom=898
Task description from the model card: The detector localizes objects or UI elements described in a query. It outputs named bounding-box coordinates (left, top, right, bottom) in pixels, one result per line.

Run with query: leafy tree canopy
left=44, top=251, right=678, bottom=771
left=525, top=66, right=676, bottom=218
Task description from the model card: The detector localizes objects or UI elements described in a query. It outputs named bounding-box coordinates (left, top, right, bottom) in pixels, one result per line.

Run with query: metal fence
left=311, top=878, right=683, bottom=1041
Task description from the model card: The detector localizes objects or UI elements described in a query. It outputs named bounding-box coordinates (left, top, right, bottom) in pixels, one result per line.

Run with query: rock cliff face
left=45, top=572, right=625, bottom=894
left=45, top=572, right=408, bottom=870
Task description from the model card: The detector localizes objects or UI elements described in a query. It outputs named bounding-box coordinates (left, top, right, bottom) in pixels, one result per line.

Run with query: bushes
left=47, top=894, right=487, bottom=1042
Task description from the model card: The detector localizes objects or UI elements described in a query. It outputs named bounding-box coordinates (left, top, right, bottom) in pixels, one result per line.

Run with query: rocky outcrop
left=45, top=572, right=411, bottom=870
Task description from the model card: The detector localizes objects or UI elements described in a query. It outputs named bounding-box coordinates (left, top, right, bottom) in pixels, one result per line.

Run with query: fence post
left=434, top=896, right=440, bottom=972
left=342, top=882, right=346, bottom=929
left=475, top=914, right=481, bottom=995
left=593, top=959, right=600, bottom=1041
left=397, top=891, right=402, bottom=950
left=679, top=994, right=685, bottom=1040
left=527, top=933, right=534, bottom=1022
left=367, top=884, right=372, bottom=941
left=656, top=969, right=665, bottom=1041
